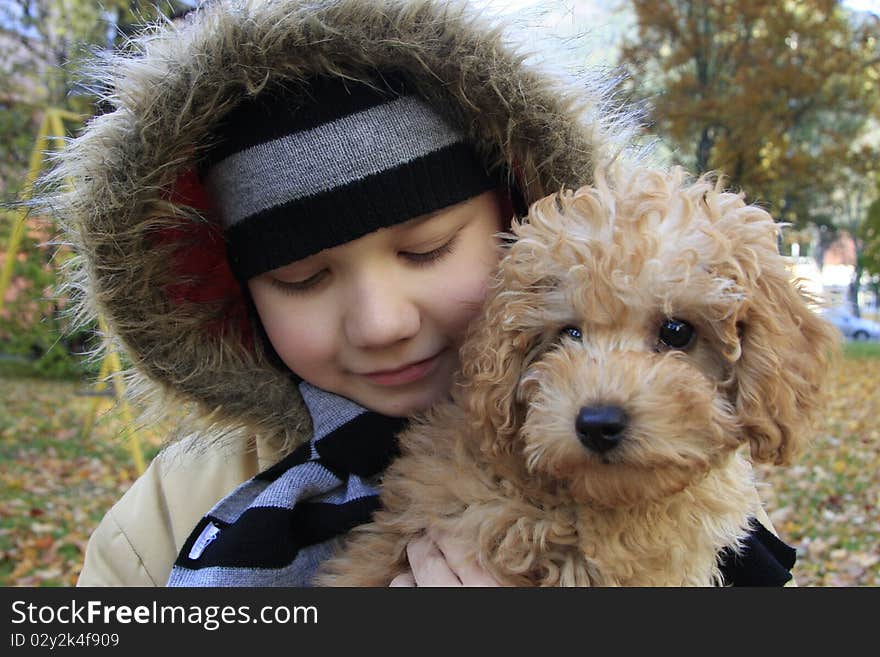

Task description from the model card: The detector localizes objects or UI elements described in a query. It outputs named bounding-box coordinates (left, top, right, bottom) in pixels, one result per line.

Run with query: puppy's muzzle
left=575, top=405, right=628, bottom=453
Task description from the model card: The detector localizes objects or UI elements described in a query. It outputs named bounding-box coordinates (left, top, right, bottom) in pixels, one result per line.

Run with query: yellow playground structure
left=0, top=107, right=145, bottom=474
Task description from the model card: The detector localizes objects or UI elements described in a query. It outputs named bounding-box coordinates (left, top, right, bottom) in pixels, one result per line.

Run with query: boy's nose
left=344, top=283, right=421, bottom=349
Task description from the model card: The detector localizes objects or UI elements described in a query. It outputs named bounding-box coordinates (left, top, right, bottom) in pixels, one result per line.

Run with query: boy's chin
left=354, top=386, right=448, bottom=418
left=355, top=374, right=455, bottom=418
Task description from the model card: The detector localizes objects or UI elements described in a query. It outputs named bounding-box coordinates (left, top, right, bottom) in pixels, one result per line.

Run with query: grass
left=843, top=340, right=880, bottom=359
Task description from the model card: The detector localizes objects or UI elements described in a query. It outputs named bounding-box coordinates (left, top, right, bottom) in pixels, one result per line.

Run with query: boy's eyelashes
left=269, top=270, right=328, bottom=294
left=400, top=233, right=459, bottom=266
left=267, top=235, right=460, bottom=295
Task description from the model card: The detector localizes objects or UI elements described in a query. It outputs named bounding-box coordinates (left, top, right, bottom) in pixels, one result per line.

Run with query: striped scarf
left=167, top=382, right=406, bottom=586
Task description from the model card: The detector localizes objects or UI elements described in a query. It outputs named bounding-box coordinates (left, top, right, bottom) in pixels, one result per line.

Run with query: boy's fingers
left=389, top=571, right=416, bottom=587
left=406, top=533, right=462, bottom=586
left=430, top=529, right=500, bottom=587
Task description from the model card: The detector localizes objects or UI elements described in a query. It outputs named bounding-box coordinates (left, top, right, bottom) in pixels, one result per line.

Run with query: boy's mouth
left=361, top=351, right=444, bottom=386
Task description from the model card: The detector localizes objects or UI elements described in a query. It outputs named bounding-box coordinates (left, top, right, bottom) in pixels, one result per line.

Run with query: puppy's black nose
left=575, top=405, right=628, bottom=453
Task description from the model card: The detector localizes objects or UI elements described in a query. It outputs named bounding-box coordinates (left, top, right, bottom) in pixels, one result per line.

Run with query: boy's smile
left=359, top=350, right=446, bottom=386
left=248, top=190, right=507, bottom=417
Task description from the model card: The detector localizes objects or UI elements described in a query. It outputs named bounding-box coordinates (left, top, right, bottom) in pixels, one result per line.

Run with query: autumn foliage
left=619, top=0, right=880, bottom=227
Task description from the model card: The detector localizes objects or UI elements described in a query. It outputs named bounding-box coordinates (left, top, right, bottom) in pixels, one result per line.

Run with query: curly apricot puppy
left=317, top=166, right=839, bottom=586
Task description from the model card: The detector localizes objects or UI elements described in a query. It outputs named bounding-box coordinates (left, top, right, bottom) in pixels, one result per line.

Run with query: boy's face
left=248, top=190, right=507, bottom=417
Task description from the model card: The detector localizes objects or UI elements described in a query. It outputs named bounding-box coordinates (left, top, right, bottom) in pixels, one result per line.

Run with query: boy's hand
left=389, top=530, right=500, bottom=587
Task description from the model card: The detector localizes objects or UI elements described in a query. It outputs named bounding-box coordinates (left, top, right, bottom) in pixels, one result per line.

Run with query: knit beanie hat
left=200, top=77, right=499, bottom=282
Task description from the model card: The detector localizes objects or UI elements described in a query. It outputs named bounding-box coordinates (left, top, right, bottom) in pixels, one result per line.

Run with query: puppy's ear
left=457, top=279, right=533, bottom=457
left=718, top=204, right=840, bottom=465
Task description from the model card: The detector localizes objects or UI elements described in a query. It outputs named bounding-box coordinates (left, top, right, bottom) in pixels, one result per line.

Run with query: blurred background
left=1, top=0, right=878, bottom=586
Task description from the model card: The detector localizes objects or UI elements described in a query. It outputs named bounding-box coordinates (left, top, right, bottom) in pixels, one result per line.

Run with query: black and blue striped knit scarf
left=167, top=382, right=795, bottom=587
left=167, top=382, right=405, bottom=586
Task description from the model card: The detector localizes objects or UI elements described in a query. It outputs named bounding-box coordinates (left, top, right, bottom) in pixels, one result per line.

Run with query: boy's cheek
left=256, top=308, right=338, bottom=379
left=438, top=260, right=498, bottom=334
left=272, top=325, right=337, bottom=374
left=446, top=252, right=498, bottom=312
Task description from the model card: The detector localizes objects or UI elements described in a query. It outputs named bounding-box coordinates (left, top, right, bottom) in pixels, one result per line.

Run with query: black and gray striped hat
left=201, top=77, right=498, bottom=282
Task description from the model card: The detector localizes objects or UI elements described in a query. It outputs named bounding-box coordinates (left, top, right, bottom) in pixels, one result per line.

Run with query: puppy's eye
left=560, top=326, right=582, bottom=341
left=658, top=319, right=695, bottom=350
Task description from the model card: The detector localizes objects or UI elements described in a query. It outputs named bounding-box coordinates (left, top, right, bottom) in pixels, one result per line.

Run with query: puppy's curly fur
left=317, top=166, right=839, bottom=586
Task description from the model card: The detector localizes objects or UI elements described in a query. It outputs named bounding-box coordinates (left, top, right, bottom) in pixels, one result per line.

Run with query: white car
left=821, top=311, right=880, bottom=341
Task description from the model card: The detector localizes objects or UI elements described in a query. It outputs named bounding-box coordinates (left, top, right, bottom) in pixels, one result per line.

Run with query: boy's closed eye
left=399, top=232, right=460, bottom=266
left=267, top=232, right=462, bottom=295
left=270, top=270, right=329, bottom=293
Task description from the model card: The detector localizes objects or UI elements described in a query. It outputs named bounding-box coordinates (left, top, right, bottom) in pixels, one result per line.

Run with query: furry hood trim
left=49, top=0, right=639, bottom=455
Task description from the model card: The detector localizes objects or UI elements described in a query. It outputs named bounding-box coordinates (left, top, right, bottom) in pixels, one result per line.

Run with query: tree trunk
left=696, top=127, right=713, bottom=173
left=849, top=262, right=863, bottom=317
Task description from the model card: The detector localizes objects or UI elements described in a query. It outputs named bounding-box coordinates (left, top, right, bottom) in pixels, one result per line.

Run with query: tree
left=0, top=0, right=194, bottom=197
left=618, top=0, right=880, bottom=229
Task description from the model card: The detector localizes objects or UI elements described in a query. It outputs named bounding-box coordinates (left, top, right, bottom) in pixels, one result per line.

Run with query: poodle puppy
left=317, top=166, right=839, bottom=586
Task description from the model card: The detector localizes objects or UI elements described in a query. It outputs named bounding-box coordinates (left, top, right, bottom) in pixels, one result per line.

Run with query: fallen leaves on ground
left=0, top=377, right=163, bottom=586
left=755, top=352, right=880, bottom=586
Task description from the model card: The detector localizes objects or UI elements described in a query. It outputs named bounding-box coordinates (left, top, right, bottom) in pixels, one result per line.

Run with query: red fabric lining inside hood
left=156, top=168, right=253, bottom=346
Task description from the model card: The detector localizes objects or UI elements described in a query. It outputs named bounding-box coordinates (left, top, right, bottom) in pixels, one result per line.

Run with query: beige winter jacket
left=77, top=435, right=286, bottom=586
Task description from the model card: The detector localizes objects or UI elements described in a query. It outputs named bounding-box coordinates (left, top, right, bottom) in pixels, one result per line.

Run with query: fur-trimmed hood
left=50, top=0, right=638, bottom=456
